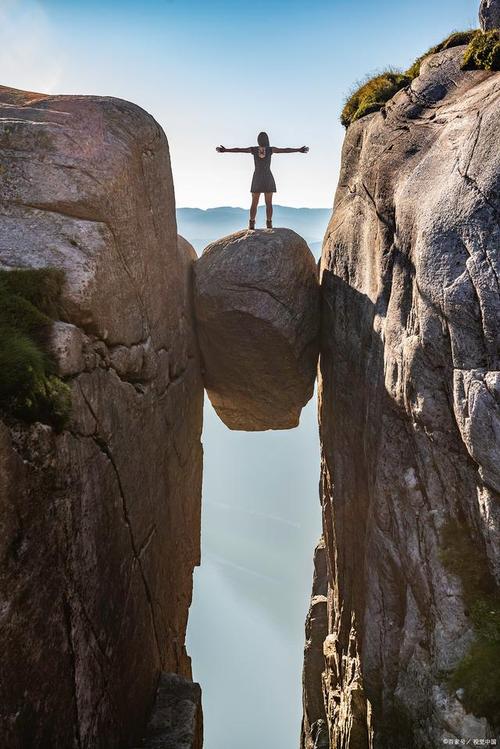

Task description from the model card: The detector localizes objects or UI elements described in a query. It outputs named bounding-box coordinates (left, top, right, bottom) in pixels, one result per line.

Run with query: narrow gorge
left=0, top=2, right=499, bottom=747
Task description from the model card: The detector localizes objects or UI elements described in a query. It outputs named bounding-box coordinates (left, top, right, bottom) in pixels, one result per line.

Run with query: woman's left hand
left=300, top=146, right=309, bottom=153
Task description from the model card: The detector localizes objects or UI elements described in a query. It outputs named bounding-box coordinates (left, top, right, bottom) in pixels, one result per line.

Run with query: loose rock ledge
left=194, top=228, right=320, bottom=431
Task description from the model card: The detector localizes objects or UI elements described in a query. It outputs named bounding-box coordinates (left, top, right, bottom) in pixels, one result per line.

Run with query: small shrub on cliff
left=440, top=519, right=500, bottom=728
left=341, top=72, right=410, bottom=128
left=1, top=267, right=66, bottom=319
left=462, top=30, right=500, bottom=71
left=0, top=268, right=71, bottom=430
left=341, top=29, right=479, bottom=127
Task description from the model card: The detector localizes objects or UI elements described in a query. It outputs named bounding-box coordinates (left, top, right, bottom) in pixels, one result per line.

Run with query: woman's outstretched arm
left=216, top=145, right=252, bottom=153
left=272, top=146, right=309, bottom=153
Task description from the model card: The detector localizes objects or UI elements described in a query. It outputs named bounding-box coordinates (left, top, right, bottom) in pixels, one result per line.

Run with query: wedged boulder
left=193, top=228, right=320, bottom=431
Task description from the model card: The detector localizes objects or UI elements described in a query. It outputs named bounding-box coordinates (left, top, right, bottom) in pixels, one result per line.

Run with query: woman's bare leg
left=249, top=193, right=260, bottom=227
left=265, top=193, right=273, bottom=227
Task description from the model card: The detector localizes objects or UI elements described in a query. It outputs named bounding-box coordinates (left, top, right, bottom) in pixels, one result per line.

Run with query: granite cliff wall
left=0, top=86, right=203, bottom=748
left=302, top=43, right=500, bottom=748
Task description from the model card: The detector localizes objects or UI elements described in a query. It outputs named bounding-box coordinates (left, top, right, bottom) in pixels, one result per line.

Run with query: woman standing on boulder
left=216, top=132, right=309, bottom=230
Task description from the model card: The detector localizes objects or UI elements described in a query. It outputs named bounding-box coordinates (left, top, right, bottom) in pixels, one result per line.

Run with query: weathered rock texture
left=0, top=86, right=203, bottom=748
left=479, top=0, right=500, bottom=30
left=193, top=228, right=320, bottom=430
left=301, top=539, right=329, bottom=749
left=302, top=48, right=500, bottom=747
left=134, top=673, right=202, bottom=749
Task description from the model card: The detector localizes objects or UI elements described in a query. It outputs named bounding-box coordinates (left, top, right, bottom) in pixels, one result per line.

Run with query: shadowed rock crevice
left=193, top=228, right=320, bottom=431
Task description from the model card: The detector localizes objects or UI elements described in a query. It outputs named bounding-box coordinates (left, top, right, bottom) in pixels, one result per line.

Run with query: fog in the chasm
left=187, top=391, right=321, bottom=749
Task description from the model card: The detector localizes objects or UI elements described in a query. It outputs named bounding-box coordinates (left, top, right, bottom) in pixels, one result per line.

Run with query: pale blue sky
left=1, top=0, right=479, bottom=207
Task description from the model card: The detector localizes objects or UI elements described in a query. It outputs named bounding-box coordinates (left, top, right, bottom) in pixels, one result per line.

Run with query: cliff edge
left=0, top=86, right=203, bottom=748
left=302, top=42, right=500, bottom=748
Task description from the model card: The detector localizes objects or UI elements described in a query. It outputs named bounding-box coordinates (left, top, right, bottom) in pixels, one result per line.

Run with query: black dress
left=250, top=146, right=277, bottom=193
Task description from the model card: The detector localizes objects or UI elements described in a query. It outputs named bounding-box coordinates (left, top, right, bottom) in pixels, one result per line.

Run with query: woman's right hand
left=216, top=145, right=226, bottom=152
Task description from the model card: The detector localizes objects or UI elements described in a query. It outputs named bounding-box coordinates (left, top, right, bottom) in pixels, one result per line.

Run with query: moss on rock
left=0, top=268, right=71, bottom=430
left=440, top=518, right=500, bottom=729
left=462, top=30, right=500, bottom=71
left=341, top=72, right=410, bottom=129
left=448, top=639, right=500, bottom=728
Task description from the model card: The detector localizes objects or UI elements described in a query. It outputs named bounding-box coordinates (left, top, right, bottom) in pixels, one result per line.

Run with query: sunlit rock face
left=0, top=85, right=203, bottom=748
left=302, top=47, right=500, bottom=748
left=479, top=0, right=500, bottom=29
left=194, top=228, right=320, bottom=431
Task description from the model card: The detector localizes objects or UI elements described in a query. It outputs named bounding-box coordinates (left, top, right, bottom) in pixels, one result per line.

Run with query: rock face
left=0, top=86, right=203, bottom=748
left=302, top=48, right=500, bottom=747
left=479, top=0, right=500, bottom=29
left=135, top=673, right=202, bottom=749
left=301, top=539, right=329, bottom=749
left=193, top=228, right=320, bottom=430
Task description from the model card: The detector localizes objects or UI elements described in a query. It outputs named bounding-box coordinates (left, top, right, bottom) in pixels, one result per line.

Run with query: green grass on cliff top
left=462, top=30, right=500, bottom=71
left=0, top=268, right=71, bottom=430
left=341, top=28, right=499, bottom=128
left=340, top=71, right=410, bottom=129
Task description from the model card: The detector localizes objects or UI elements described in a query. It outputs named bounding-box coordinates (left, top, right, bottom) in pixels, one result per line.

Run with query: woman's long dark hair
left=257, top=131, right=270, bottom=147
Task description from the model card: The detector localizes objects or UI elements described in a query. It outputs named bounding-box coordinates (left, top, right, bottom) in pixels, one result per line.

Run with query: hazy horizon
left=176, top=203, right=331, bottom=209
left=176, top=205, right=330, bottom=254
left=0, top=0, right=480, bottom=208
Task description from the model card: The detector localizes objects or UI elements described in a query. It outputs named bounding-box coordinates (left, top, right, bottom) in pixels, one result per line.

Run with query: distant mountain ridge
left=176, top=206, right=330, bottom=257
